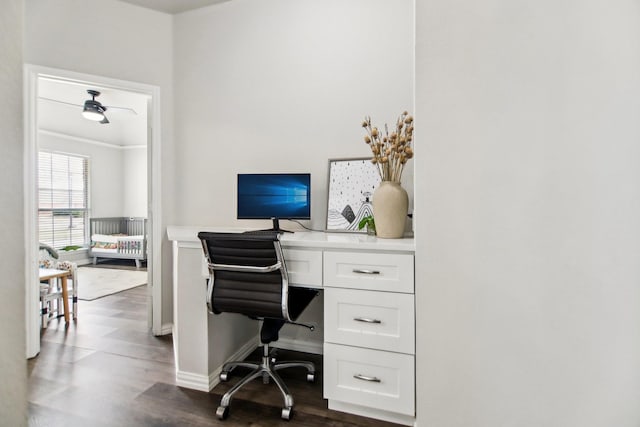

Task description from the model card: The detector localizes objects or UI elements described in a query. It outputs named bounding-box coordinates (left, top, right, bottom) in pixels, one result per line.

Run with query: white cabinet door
left=283, top=248, right=322, bottom=288
left=324, top=288, right=415, bottom=354
left=324, top=343, right=415, bottom=416
left=323, top=251, right=414, bottom=293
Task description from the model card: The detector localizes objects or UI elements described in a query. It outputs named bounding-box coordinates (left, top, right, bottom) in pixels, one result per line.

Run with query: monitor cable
left=288, top=219, right=325, bottom=232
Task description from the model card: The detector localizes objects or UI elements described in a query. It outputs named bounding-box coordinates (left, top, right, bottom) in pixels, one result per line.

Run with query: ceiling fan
left=40, top=89, right=138, bottom=124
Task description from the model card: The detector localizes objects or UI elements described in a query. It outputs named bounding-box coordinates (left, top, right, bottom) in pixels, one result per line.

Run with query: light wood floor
left=28, top=271, right=402, bottom=426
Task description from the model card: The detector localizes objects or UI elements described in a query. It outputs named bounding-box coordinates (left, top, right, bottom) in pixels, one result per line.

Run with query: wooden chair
left=39, top=245, right=78, bottom=326
left=39, top=274, right=65, bottom=328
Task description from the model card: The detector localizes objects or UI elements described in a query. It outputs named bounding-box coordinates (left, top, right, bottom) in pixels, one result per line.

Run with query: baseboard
left=328, top=400, right=415, bottom=426
left=175, top=336, right=258, bottom=392
left=158, top=323, right=173, bottom=336
left=272, top=337, right=323, bottom=355
left=207, top=336, right=259, bottom=391
left=175, top=370, right=211, bottom=392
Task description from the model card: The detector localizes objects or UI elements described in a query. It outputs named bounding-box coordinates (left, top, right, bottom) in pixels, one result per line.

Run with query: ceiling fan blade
left=103, top=105, right=138, bottom=115
left=39, top=97, right=83, bottom=108
left=40, top=93, right=133, bottom=123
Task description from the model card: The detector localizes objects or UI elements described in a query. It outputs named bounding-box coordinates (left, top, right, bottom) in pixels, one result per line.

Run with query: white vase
left=372, top=181, right=408, bottom=238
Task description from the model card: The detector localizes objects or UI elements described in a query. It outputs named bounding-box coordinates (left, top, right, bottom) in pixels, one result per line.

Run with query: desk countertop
left=166, top=226, right=415, bottom=252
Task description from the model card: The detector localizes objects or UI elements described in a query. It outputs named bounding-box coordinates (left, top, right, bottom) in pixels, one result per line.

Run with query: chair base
left=217, top=344, right=315, bottom=420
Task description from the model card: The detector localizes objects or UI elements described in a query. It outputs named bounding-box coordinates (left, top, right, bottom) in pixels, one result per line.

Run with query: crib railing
left=90, top=217, right=147, bottom=237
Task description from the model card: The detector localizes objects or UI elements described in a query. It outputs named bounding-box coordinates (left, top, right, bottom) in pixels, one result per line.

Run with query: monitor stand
left=244, top=218, right=293, bottom=235
left=245, top=218, right=294, bottom=234
left=262, top=218, right=292, bottom=233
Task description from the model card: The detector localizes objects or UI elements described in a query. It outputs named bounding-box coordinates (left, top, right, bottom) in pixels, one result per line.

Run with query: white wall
left=415, top=1, right=640, bottom=426
left=123, top=146, right=148, bottom=217
left=173, top=0, right=414, bottom=230
left=25, top=0, right=174, bottom=324
left=0, top=0, right=27, bottom=424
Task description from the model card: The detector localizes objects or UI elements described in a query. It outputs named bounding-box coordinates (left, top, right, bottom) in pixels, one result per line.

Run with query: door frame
left=24, top=64, right=163, bottom=357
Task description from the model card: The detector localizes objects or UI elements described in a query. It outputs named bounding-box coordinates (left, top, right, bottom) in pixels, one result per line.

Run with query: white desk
left=167, top=226, right=415, bottom=426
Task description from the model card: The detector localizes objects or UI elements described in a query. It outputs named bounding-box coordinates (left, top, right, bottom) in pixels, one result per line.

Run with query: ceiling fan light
left=82, top=106, right=104, bottom=121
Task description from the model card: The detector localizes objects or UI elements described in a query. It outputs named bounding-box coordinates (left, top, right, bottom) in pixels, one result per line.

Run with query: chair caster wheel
left=281, top=407, right=293, bottom=420
left=306, top=373, right=315, bottom=382
left=220, top=371, right=229, bottom=382
left=216, top=405, right=229, bottom=420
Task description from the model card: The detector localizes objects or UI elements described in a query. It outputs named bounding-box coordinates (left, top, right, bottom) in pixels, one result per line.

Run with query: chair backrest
left=198, top=232, right=291, bottom=321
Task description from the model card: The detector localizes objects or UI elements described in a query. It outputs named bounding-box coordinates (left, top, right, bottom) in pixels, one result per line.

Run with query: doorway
left=24, top=65, right=163, bottom=358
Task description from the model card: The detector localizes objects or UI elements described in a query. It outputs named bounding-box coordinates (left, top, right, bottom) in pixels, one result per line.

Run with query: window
left=38, top=151, right=89, bottom=249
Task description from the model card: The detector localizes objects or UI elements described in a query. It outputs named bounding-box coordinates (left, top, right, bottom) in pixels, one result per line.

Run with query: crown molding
left=38, top=128, right=146, bottom=150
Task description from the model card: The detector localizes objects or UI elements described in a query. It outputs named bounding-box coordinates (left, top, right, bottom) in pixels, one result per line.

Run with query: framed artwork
left=326, top=157, right=381, bottom=232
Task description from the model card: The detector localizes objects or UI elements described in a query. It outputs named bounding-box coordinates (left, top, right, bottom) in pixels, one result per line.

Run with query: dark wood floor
left=28, top=273, right=402, bottom=427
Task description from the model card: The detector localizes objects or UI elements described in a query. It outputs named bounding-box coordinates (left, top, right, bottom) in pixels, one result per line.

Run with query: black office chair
left=198, top=231, right=318, bottom=421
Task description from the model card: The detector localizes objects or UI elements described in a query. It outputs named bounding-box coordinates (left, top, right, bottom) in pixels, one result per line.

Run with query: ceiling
left=118, top=0, right=229, bottom=14
left=38, top=77, right=150, bottom=147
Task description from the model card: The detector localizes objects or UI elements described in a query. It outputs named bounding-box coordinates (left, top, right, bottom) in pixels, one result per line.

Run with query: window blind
left=38, top=151, right=89, bottom=249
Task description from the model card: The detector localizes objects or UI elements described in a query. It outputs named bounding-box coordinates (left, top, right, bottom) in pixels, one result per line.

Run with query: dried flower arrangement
left=362, top=111, right=414, bottom=183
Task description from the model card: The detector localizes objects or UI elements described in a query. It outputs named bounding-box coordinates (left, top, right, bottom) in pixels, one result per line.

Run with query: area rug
left=77, top=267, right=147, bottom=300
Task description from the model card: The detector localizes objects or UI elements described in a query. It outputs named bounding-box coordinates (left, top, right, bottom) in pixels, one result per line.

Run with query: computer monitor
left=237, top=173, right=311, bottom=232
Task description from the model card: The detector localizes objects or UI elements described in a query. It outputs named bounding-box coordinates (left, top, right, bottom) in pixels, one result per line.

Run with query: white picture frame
left=326, top=158, right=381, bottom=232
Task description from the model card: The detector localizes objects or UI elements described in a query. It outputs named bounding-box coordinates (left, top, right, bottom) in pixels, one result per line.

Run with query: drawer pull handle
left=352, top=269, right=381, bottom=275
left=354, top=317, right=382, bottom=324
left=353, top=374, right=381, bottom=383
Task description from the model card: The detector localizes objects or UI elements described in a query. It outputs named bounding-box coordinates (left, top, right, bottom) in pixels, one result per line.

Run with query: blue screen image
left=237, top=174, right=311, bottom=219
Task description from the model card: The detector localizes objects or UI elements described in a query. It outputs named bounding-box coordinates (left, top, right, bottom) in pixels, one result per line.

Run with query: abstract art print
left=326, top=158, right=381, bottom=232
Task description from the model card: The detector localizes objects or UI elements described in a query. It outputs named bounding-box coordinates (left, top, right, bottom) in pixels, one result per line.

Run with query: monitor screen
left=237, top=173, right=311, bottom=220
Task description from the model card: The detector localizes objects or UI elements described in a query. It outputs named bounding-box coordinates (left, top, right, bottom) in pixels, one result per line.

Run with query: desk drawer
left=325, top=288, right=414, bottom=354
left=283, top=249, right=322, bottom=288
left=324, top=343, right=415, bottom=416
left=323, top=251, right=414, bottom=293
